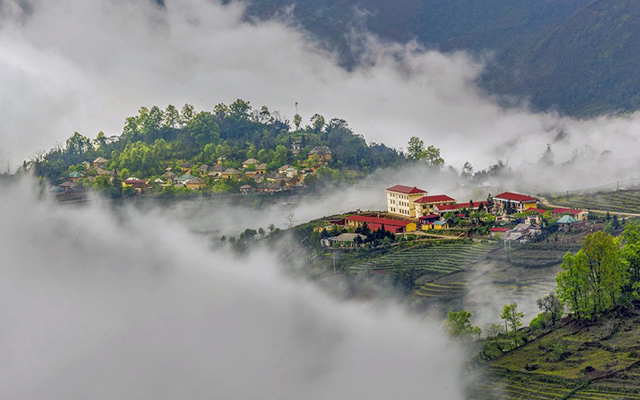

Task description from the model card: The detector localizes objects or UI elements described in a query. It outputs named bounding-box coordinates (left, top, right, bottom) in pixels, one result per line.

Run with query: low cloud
left=0, top=177, right=467, bottom=399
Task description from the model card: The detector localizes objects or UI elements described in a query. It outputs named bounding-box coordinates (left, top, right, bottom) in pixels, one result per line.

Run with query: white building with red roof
left=493, top=192, right=538, bottom=213
left=385, top=185, right=428, bottom=218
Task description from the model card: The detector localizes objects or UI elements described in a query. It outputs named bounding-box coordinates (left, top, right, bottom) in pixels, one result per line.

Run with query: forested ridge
left=225, top=0, right=640, bottom=116
left=32, top=99, right=407, bottom=194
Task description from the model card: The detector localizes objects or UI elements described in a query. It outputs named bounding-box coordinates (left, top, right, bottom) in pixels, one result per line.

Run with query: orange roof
left=386, top=185, right=427, bottom=194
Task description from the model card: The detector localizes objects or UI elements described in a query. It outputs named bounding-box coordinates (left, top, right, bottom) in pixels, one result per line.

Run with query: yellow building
left=386, top=185, right=428, bottom=218
left=413, top=194, right=456, bottom=218
left=185, top=177, right=206, bottom=190
left=494, top=192, right=538, bottom=213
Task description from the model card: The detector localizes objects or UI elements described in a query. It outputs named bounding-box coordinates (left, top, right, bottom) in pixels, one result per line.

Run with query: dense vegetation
left=226, top=0, right=640, bottom=116
left=32, top=100, right=406, bottom=190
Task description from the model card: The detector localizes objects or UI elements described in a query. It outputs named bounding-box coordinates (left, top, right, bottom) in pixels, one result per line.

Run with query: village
left=317, top=184, right=592, bottom=248
left=49, top=145, right=334, bottom=196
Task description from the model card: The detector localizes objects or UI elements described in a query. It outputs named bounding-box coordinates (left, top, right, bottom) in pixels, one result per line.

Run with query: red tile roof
left=386, top=185, right=427, bottom=194
left=346, top=215, right=410, bottom=227
left=527, top=208, right=548, bottom=214
left=415, top=194, right=455, bottom=204
left=456, top=201, right=490, bottom=209
left=434, top=204, right=458, bottom=212
left=490, top=227, right=510, bottom=233
left=419, top=214, right=440, bottom=220
left=494, top=192, right=537, bottom=203
left=367, top=223, right=404, bottom=233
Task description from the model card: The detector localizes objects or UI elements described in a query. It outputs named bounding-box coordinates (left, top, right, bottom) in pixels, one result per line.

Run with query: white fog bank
left=1, top=0, right=640, bottom=177
left=0, top=178, right=467, bottom=399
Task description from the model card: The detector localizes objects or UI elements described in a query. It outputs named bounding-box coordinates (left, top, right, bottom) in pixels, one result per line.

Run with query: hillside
left=474, top=307, right=640, bottom=399
left=225, top=0, right=640, bottom=116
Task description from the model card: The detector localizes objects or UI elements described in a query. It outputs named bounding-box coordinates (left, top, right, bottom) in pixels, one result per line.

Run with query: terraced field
left=548, top=189, right=640, bottom=214
left=350, top=242, right=499, bottom=275
left=414, top=281, right=467, bottom=299
left=472, top=369, right=640, bottom=399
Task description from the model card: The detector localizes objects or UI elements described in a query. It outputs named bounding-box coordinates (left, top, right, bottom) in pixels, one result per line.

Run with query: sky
left=1, top=0, right=640, bottom=180
left=0, top=178, right=469, bottom=399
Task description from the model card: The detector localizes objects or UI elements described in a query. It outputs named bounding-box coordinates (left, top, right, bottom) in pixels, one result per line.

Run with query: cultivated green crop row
left=350, top=242, right=498, bottom=274
left=549, top=189, right=640, bottom=214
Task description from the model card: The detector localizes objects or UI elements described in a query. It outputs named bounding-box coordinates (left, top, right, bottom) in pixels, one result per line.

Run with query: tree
left=423, top=145, right=444, bottom=168
left=445, top=310, right=482, bottom=340
left=556, top=231, right=626, bottom=318
left=293, top=113, right=302, bottom=130
left=310, top=113, right=325, bottom=133
left=536, top=292, right=564, bottom=326
left=501, top=303, right=524, bottom=348
left=539, top=144, right=555, bottom=167
left=407, top=136, right=425, bottom=160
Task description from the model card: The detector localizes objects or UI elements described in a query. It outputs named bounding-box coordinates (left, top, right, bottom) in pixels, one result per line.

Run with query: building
left=489, top=227, right=510, bottom=238
left=386, top=185, right=428, bottom=218
left=308, top=146, right=332, bottom=161
left=243, top=158, right=259, bottom=169
left=493, top=192, right=538, bottom=213
left=557, top=215, right=581, bottom=231
left=93, top=157, right=108, bottom=169
left=255, top=163, right=268, bottom=175
left=345, top=215, right=416, bottom=233
left=321, top=233, right=366, bottom=248
left=185, top=177, right=206, bottom=190
left=552, top=208, right=587, bottom=221
left=413, top=194, right=456, bottom=217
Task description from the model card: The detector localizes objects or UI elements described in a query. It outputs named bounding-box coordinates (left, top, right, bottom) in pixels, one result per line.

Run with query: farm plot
left=350, top=242, right=499, bottom=275
left=474, top=369, right=640, bottom=400
left=414, top=281, right=466, bottom=299
left=548, top=189, right=640, bottom=214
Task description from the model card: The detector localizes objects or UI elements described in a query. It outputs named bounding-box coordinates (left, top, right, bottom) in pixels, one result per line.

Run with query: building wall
left=386, top=190, right=426, bottom=218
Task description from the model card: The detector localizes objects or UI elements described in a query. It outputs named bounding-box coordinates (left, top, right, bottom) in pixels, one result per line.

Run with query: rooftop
left=415, top=194, right=455, bottom=204
left=386, top=185, right=427, bottom=194
left=494, top=192, right=538, bottom=203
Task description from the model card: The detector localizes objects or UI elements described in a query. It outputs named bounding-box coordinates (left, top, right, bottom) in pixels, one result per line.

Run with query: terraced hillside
left=548, top=189, right=640, bottom=214
left=350, top=241, right=499, bottom=275
left=476, top=309, right=640, bottom=399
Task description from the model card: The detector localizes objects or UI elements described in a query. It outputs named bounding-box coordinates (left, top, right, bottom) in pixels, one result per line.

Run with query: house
left=257, top=181, right=285, bottom=193
left=345, top=215, right=416, bottom=233
left=386, top=185, right=428, bottom=218
left=557, top=215, right=581, bottom=231
left=277, top=165, right=291, bottom=174
left=433, top=203, right=458, bottom=216
left=59, top=181, right=75, bottom=192
left=220, top=168, right=241, bottom=179
left=419, top=214, right=440, bottom=225
left=552, top=208, right=587, bottom=221
left=93, top=157, right=108, bottom=168
left=266, top=172, right=286, bottom=183
left=122, top=178, right=149, bottom=192
left=505, top=223, right=541, bottom=242
left=243, top=158, right=259, bottom=169
left=255, top=163, right=268, bottom=175
left=245, top=170, right=259, bottom=179
left=185, top=177, right=206, bottom=190
left=431, top=220, right=449, bottom=230
left=239, top=184, right=255, bottom=195
left=291, top=140, right=302, bottom=154
left=68, top=171, right=84, bottom=182
left=321, top=233, right=366, bottom=248
left=489, top=227, right=510, bottom=238
left=208, top=164, right=225, bottom=178
left=197, top=164, right=210, bottom=175
left=308, top=146, right=332, bottom=161
left=177, top=174, right=195, bottom=184
left=414, top=194, right=456, bottom=217
left=494, top=192, right=538, bottom=213
left=179, top=162, right=193, bottom=173
left=163, top=171, right=177, bottom=180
